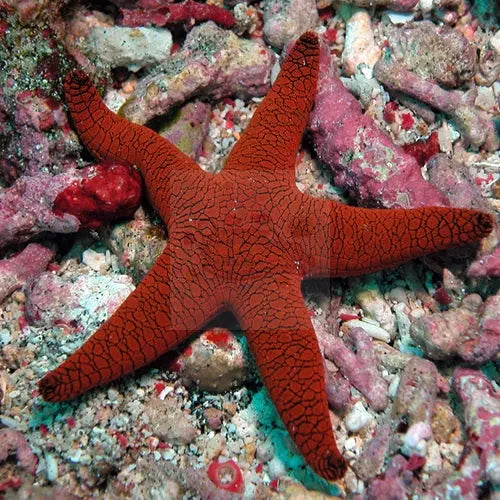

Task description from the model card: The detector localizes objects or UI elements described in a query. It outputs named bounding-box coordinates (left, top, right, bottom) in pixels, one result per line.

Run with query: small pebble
left=107, top=388, right=119, bottom=401
left=345, top=401, right=373, bottom=432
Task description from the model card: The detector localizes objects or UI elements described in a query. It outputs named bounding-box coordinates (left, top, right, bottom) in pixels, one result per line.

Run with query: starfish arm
left=224, top=31, right=319, bottom=184
left=297, top=199, right=494, bottom=278
left=39, top=245, right=223, bottom=402
left=231, top=273, right=347, bottom=480
left=64, top=70, right=203, bottom=215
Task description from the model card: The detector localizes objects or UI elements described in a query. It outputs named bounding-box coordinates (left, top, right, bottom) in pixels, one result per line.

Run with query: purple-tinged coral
left=322, top=327, right=388, bottom=411
left=468, top=246, right=500, bottom=277
left=0, top=172, right=80, bottom=248
left=0, top=428, right=38, bottom=475
left=421, top=368, right=500, bottom=497
left=86, top=26, right=173, bottom=71
left=410, top=293, right=500, bottom=363
left=262, top=0, right=318, bottom=49
left=353, top=423, right=392, bottom=481
left=120, top=22, right=275, bottom=125
left=310, top=46, right=449, bottom=209
left=427, top=154, right=493, bottom=214
left=361, top=455, right=413, bottom=499
left=384, top=21, right=477, bottom=88
left=0, top=89, right=79, bottom=182
left=24, top=271, right=135, bottom=329
left=324, top=361, right=351, bottom=411
left=372, top=342, right=451, bottom=394
left=393, top=357, right=437, bottom=426
left=452, top=369, right=500, bottom=476
left=426, top=153, right=499, bottom=278
left=374, top=57, right=499, bottom=151
left=159, top=100, right=211, bottom=160
left=0, top=162, right=142, bottom=248
left=342, top=0, right=418, bottom=10
left=0, top=243, right=54, bottom=302
left=120, top=0, right=236, bottom=30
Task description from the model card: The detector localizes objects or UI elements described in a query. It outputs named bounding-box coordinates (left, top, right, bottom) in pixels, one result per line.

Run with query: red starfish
left=39, top=32, right=492, bottom=480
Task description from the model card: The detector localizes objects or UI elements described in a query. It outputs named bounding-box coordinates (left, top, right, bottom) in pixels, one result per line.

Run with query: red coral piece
left=120, top=0, right=235, bottom=29
left=205, top=328, right=232, bottom=348
left=433, top=286, right=452, bottom=305
left=400, top=112, right=414, bottom=130
left=0, top=20, right=9, bottom=39
left=406, top=454, right=426, bottom=471
left=323, top=28, right=338, bottom=44
left=402, top=132, right=440, bottom=167
left=207, top=459, right=244, bottom=493
left=383, top=101, right=398, bottom=123
left=0, top=477, right=22, bottom=492
left=53, top=162, right=142, bottom=229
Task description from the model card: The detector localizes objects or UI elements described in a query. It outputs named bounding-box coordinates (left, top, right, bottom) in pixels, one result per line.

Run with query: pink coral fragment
left=310, top=45, right=449, bottom=209
left=0, top=243, right=54, bottom=302
left=120, top=0, right=235, bottom=29
left=0, top=428, right=38, bottom=476
left=402, top=132, right=440, bottom=167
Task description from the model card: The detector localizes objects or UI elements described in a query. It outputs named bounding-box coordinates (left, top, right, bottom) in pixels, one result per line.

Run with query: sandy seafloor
left=0, top=0, right=499, bottom=498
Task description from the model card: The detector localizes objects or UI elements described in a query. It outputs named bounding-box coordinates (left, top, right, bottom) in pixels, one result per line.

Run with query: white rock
left=385, top=11, right=415, bottom=24
left=475, top=86, right=496, bottom=112
left=440, top=442, right=464, bottom=466
left=356, top=287, right=396, bottom=335
left=256, top=439, right=274, bottom=462
left=491, top=30, right=500, bottom=56
left=44, top=452, right=58, bottom=481
left=388, top=374, right=400, bottom=398
left=82, top=248, right=107, bottom=272
left=401, top=422, right=432, bottom=457
left=342, top=10, right=381, bottom=78
left=394, top=302, right=411, bottom=338
left=344, top=319, right=391, bottom=342
left=87, top=27, right=172, bottom=71
left=344, top=436, right=358, bottom=452
left=268, top=457, right=287, bottom=478
left=419, top=0, right=434, bottom=13
left=423, top=440, right=442, bottom=474
left=345, top=401, right=373, bottom=432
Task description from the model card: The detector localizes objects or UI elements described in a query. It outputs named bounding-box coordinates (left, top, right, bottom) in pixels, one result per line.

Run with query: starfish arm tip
left=38, top=371, right=65, bottom=403
left=475, top=211, right=494, bottom=238
left=64, top=69, right=92, bottom=96
left=319, top=452, right=348, bottom=481
left=299, top=30, right=319, bottom=45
